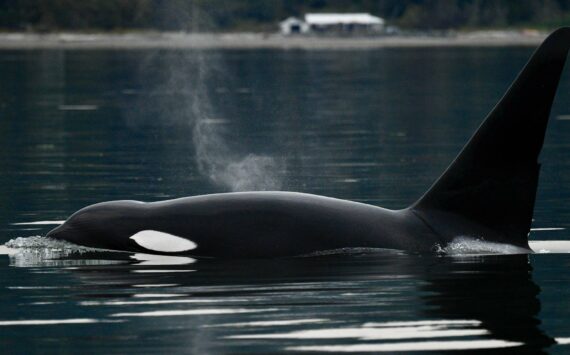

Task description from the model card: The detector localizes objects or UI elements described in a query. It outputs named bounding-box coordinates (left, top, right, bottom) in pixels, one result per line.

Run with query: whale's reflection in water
left=1, top=238, right=566, bottom=353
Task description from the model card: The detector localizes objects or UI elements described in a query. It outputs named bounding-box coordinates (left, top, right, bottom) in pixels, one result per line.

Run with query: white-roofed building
left=280, top=13, right=385, bottom=35
left=279, top=17, right=309, bottom=35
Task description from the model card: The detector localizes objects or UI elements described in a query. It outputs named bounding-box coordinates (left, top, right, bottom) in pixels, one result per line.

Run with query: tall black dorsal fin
left=412, top=28, right=570, bottom=247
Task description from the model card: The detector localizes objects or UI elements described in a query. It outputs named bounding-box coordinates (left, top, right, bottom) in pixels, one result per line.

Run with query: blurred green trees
left=1, top=0, right=569, bottom=31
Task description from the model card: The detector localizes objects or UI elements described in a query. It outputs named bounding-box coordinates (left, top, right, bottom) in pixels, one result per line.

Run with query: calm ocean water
left=2, top=47, right=570, bottom=353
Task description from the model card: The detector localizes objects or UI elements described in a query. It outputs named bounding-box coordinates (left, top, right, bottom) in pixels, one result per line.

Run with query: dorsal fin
left=412, top=28, right=570, bottom=247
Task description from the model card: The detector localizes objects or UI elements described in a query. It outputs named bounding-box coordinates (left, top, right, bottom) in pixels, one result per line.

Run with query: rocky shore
left=0, top=30, right=546, bottom=50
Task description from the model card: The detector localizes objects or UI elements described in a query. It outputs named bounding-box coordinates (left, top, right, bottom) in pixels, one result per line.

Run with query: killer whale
left=47, top=28, right=570, bottom=258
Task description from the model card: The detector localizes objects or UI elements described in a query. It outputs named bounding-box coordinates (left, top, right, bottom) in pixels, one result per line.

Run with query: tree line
left=0, top=0, right=569, bottom=32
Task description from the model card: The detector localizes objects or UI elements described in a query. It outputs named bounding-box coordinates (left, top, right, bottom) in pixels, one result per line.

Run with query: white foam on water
left=437, top=236, right=530, bottom=256
left=4, top=235, right=94, bottom=251
left=556, top=337, right=570, bottom=344
left=132, top=284, right=179, bottom=288
left=1, top=236, right=119, bottom=267
left=286, top=339, right=523, bottom=352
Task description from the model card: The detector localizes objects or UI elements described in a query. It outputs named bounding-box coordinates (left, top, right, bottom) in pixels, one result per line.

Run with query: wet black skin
left=46, top=193, right=441, bottom=258
left=47, top=28, right=570, bottom=258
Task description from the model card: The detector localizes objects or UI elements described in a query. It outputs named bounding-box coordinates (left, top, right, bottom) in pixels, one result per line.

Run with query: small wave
left=2, top=236, right=201, bottom=267
left=2, top=236, right=120, bottom=267
left=435, top=237, right=530, bottom=256
left=5, top=235, right=94, bottom=252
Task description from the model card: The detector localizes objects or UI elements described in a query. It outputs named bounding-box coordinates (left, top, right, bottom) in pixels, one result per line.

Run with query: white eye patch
left=130, top=230, right=197, bottom=253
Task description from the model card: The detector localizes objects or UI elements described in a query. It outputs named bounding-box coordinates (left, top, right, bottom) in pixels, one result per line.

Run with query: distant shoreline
left=0, top=31, right=546, bottom=50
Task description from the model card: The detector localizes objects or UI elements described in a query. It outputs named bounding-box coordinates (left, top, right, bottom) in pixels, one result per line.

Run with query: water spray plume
left=189, top=53, right=284, bottom=191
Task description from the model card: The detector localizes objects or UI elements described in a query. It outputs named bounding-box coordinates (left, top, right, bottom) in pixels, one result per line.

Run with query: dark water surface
left=2, top=48, right=570, bottom=353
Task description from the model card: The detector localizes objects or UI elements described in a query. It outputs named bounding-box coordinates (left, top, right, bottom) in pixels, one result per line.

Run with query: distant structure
left=280, top=13, right=385, bottom=35
left=279, top=17, right=309, bottom=35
